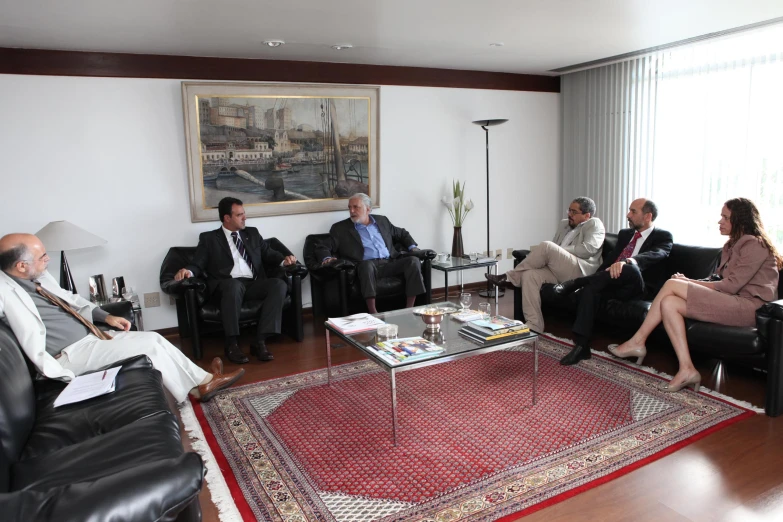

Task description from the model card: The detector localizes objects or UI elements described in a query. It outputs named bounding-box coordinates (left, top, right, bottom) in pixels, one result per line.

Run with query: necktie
left=231, top=232, right=256, bottom=278
left=35, top=283, right=112, bottom=341
left=617, top=231, right=643, bottom=263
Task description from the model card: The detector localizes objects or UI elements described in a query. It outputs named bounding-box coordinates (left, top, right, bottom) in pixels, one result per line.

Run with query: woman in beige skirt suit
left=608, top=198, right=781, bottom=392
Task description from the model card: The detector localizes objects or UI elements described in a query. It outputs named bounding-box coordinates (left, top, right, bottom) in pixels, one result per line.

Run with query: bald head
left=0, top=233, right=49, bottom=279
left=626, top=198, right=657, bottom=232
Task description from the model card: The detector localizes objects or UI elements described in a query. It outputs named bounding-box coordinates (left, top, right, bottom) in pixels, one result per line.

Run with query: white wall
left=0, top=74, right=560, bottom=330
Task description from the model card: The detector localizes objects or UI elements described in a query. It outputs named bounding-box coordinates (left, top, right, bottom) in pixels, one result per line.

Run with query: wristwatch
left=624, top=258, right=632, bottom=264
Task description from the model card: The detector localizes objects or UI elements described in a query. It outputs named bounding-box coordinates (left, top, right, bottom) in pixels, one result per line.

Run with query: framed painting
left=182, top=82, right=380, bottom=222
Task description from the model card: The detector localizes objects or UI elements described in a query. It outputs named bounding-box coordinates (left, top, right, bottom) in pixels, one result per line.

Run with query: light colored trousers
left=505, top=241, right=584, bottom=333
left=59, top=331, right=209, bottom=403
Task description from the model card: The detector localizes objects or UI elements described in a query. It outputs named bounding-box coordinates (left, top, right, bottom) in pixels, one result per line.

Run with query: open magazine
left=369, top=336, right=445, bottom=365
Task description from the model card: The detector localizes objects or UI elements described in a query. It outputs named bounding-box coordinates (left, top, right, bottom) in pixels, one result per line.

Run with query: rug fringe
left=541, top=332, right=765, bottom=414
left=179, top=400, right=244, bottom=522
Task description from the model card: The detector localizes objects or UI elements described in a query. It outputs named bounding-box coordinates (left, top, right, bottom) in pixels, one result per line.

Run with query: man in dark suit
left=317, top=193, right=426, bottom=314
left=556, top=198, right=673, bottom=365
left=174, top=197, right=296, bottom=364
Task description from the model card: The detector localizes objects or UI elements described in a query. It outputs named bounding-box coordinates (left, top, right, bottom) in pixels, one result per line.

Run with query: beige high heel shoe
left=607, top=343, right=647, bottom=365
left=659, top=372, right=701, bottom=393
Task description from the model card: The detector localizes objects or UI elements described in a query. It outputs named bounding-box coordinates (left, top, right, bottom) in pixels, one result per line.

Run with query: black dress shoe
left=553, top=279, right=582, bottom=296
left=224, top=344, right=250, bottom=365
left=485, top=273, right=514, bottom=289
left=560, top=344, right=592, bottom=366
left=251, top=341, right=274, bottom=362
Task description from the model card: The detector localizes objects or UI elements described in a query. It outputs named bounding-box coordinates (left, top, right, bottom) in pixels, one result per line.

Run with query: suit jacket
left=599, top=227, right=674, bottom=293
left=0, top=269, right=96, bottom=381
left=186, top=227, right=285, bottom=296
left=712, top=235, right=779, bottom=302
left=551, top=217, right=606, bottom=275
left=318, top=215, right=417, bottom=264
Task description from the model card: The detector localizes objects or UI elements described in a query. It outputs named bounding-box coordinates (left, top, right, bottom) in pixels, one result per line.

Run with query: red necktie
left=617, top=231, right=643, bottom=263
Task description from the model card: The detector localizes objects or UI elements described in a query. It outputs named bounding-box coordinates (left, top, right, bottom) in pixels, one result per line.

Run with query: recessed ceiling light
left=263, top=40, right=285, bottom=48
left=331, top=44, right=354, bottom=50
left=489, top=42, right=504, bottom=47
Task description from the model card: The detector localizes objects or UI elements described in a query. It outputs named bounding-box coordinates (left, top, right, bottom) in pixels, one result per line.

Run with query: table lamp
left=35, top=221, right=107, bottom=293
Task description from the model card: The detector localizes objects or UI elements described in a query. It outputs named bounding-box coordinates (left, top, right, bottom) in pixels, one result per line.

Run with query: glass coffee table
left=325, top=307, right=539, bottom=444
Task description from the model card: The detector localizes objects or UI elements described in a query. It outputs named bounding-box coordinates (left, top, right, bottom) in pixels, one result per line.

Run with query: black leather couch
left=512, top=233, right=783, bottom=416
left=0, top=303, right=204, bottom=521
left=159, top=238, right=308, bottom=359
left=303, top=233, right=435, bottom=317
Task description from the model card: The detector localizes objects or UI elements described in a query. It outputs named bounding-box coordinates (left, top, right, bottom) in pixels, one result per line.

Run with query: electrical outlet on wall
left=144, top=292, right=160, bottom=308
left=507, top=248, right=514, bottom=259
left=495, top=249, right=502, bottom=258
left=484, top=250, right=491, bottom=258
left=169, top=295, right=176, bottom=306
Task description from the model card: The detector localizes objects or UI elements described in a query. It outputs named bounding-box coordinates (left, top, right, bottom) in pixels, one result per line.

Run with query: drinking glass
left=469, top=251, right=479, bottom=263
left=478, top=302, right=491, bottom=320
left=459, top=292, right=472, bottom=310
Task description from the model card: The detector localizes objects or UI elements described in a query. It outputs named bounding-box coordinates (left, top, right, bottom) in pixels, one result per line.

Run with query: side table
left=431, top=257, right=500, bottom=311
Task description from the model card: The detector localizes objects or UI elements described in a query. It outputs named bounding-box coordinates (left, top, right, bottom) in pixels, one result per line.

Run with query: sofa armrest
left=285, top=262, right=309, bottom=279
left=309, top=258, right=356, bottom=280
left=160, top=277, right=207, bottom=296
left=407, top=248, right=437, bottom=261
left=0, top=453, right=203, bottom=522
left=759, top=299, right=783, bottom=322
left=512, top=249, right=531, bottom=267
left=100, top=300, right=134, bottom=323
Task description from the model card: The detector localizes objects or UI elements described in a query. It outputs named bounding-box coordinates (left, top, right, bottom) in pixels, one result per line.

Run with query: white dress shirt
left=222, top=226, right=255, bottom=278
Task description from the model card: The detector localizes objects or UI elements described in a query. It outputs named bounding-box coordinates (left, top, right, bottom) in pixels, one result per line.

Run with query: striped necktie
left=35, top=283, right=112, bottom=341
left=231, top=231, right=256, bottom=278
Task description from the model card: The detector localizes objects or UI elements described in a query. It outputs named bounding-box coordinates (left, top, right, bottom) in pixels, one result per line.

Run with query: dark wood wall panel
left=0, top=48, right=560, bottom=92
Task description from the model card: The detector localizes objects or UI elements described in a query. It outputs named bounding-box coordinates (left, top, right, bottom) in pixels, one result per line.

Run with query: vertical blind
left=561, top=23, right=783, bottom=247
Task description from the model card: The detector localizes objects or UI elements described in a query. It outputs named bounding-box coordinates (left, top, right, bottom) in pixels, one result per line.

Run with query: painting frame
left=182, top=82, right=380, bottom=222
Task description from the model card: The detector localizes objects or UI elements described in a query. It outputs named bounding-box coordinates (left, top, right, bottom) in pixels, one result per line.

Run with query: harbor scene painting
left=182, top=83, right=379, bottom=221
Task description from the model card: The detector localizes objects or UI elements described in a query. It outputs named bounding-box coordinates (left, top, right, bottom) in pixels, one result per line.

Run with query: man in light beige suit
left=486, top=197, right=605, bottom=333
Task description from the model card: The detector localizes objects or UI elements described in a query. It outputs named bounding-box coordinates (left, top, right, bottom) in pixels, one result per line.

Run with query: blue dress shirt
left=354, top=216, right=417, bottom=260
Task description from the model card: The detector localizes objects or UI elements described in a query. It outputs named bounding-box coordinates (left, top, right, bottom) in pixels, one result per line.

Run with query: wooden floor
left=168, top=290, right=783, bottom=522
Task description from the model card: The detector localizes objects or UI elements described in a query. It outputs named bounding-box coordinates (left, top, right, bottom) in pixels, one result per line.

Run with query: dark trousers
left=212, top=277, right=287, bottom=341
left=572, top=264, right=645, bottom=343
left=356, top=257, right=426, bottom=299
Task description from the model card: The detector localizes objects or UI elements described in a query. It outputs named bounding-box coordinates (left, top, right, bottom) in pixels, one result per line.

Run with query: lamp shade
left=472, top=119, right=508, bottom=127
left=35, top=221, right=107, bottom=252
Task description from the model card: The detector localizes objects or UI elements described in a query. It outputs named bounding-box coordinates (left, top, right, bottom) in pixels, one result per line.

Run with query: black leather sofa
left=303, top=233, right=435, bottom=317
left=0, top=303, right=204, bottom=521
left=159, top=237, right=308, bottom=359
left=512, top=233, right=783, bottom=416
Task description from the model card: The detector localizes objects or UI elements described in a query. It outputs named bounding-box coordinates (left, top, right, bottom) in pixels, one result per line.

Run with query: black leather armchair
left=159, top=237, right=307, bottom=360
left=512, top=233, right=783, bottom=416
left=0, top=322, right=204, bottom=522
left=303, top=233, right=435, bottom=317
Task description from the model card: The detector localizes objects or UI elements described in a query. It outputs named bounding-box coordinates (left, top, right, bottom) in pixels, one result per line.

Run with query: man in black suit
left=556, top=198, right=673, bottom=365
left=317, top=193, right=426, bottom=314
left=174, top=197, right=296, bottom=364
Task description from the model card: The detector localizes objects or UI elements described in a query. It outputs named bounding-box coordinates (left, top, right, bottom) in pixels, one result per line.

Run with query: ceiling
left=1, top=0, right=782, bottom=75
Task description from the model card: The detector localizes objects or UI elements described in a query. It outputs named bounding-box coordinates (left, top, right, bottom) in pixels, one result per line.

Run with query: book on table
left=458, top=327, right=531, bottom=344
left=369, top=336, right=445, bottom=365
left=469, top=315, right=525, bottom=331
left=450, top=309, right=484, bottom=322
left=327, top=313, right=385, bottom=334
left=459, top=317, right=530, bottom=344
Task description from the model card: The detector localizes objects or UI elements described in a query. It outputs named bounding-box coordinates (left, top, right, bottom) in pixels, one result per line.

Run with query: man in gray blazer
left=486, top=197, right=605, bottom=333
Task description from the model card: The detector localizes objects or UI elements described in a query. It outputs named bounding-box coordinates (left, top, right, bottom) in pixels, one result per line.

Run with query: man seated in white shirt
left=0, top=233, right=244, bottom=403
left=174, top=197, right=297, bottom=364
left=486, top=197, right=606, bottom=334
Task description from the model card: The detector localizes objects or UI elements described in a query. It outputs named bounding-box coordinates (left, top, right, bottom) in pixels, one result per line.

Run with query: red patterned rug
left=189, top=336, right=755, bottom=521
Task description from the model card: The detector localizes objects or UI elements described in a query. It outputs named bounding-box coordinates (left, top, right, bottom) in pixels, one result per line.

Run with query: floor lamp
left=35, top=220, right=107, bottom=294
left=472, top=119, right=508, bottom=298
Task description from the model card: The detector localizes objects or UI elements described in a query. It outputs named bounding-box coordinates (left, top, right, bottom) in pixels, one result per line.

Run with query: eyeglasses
left=567, top=209, right=583, bottom=215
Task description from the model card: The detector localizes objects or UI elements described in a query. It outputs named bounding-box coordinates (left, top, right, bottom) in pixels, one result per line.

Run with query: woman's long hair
left=725, top=197, right=783, bottom=269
